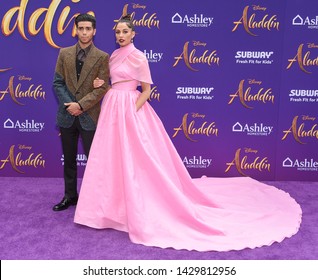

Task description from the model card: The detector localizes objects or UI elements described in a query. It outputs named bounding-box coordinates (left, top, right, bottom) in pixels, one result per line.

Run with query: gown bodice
left=109, top=43, right=153, bottom=86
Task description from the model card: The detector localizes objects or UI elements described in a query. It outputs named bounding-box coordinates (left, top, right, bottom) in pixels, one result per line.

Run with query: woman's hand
left=136, top=82, right=151, bottom=111
left=93, top=77, right=105, bottom=88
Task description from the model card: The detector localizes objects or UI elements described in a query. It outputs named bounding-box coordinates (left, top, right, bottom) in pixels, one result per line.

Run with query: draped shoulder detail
left=110, top=43, right=153, bottom=85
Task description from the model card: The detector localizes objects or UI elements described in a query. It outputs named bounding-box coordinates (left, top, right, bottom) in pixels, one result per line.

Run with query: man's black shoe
left=53, top=197, right=78, bottom=211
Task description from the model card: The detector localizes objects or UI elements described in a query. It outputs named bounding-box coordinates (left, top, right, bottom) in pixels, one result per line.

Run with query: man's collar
left=76, top=43, right=93, bottom=55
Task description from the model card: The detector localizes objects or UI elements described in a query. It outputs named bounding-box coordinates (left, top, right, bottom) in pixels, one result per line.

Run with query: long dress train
left=74, top=43, right=301, bottom=252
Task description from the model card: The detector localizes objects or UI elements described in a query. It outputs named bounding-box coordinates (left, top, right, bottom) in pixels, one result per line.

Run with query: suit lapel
left=64, top=45, right=77, bottom=90
left=76, top=45, right=98, bottom=91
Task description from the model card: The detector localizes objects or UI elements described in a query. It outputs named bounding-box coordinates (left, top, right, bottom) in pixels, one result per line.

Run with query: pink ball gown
left=74, top=43, right=301, bottom=252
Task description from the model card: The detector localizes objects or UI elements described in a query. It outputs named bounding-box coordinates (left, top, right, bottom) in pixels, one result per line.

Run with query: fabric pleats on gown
left=74, top=81, right=302, bottom=252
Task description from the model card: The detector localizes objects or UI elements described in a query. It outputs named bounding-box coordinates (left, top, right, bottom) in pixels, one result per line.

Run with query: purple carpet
left=0, top=177, right=317, bottom=260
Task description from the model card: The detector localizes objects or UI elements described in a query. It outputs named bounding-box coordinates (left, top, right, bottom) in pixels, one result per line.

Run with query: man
left=53, top=13, right=109, bottom=211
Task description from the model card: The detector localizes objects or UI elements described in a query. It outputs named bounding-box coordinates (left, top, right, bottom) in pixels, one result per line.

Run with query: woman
left=74, top=15, right=301, bottom=251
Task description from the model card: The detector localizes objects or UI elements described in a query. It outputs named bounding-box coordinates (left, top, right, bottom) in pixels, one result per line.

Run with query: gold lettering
left=228, top=79, right=274, bottom=108
left=298, top=123, right=318, bottom=139
left=191, top=113, right=205, bottom=119
left=303, top=51, right=318, bottom=67
left=282, top=116, right=305, bottom=144
left=302, top=115, right=316, bottom=121
left=188, top=121, right=218, bottom=137
left=173, top=42, right=197, bottom=71
left=18, top=144, right=32, bottom=150
left=0, top=155, right=10, bottom=170
left=1, top=0, right=29, bottom=40
left=114, top=4, right=159, bottom=29
left=225, top=149, right=246, bottom=175
left=0, top=76, right=45, bottom=105
left=0, top=68, right=12, bottom=72
left=15, top=83, right=46, bottom=100
left=232, top=6, right=253, bottom=35
left=225, top=148, right=271, bottom=175
left=148, top=86, right=160, bottom=102
left=232, top=6, right=279, bottom=35
left=286, top=53, right=298, bottom=70
left=193, top=41, right=207, bottom=47
left=172, top=113, right=218, bottom=141
left=0, top=76, right=24, bottom=105
left=18, top=75, right=32, bottom=81
left=244, top=148, right=258, bottom=153
left=0, top=145, right=45, bottom=173
left=189, top=49, right=220, bottom=66
left=244, top=87, right=274, bottom=103
left=287, top=44, right=311, bottom=73
left=16, top=153, right=45, bottom=169
left=172, top=113, right=195, bottom=141
left=252, top=5, right=267, bottom=11
left=241, top=156, right=270, bottom=172
left=173, top=42, right=219, bottom=71
left=28, top=0, right=60, bottom=48
left=229, top=80, right=250, bottom=107
left=1, top=0, right=89, bottom=48
left=283, top=116, right=318, bottom=143
left=133, top=4, right=146, bottom=9
left=0, top=145, right=24, bottom=173
left=133, top=13, right=160, bottom=29
left=248, top=14, right=279, bottom=31
left=308, top=43, right=318, bottom=48
left=248, top=79, right=262, bottom=85
left=57, top=7, right=76, bottom=36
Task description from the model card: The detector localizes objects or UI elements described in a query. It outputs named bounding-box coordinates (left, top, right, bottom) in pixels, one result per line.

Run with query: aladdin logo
left=0, top=76, right=46, bottom=105
left=228, top=79, right=274, bottom=109
left=235, top=51, right=274, bottom=64
left=232, top=5, right=279, bottom=36
left=61, top=154, right=87, bottom=166
left=225, top=148, right=271, bottom=176
left=282, top=115, right=318, bottom=144
left=4, top=118, right=45, bottom=132
left=143, top=50, right=163, bottom=63
left=287, top=43, right=318, bottom=74
left=283, top=157, right=318, bottom=171
left=289, top=89, right=318, bottom=103
left=232, top=122, right=273, bottom=136
left=183, top=156, right=212, bottom=168
left=172, top=112, right=218, bottom=142
left=176, top=87, right=214, bottom=100
left=171, top=12, right=213, bottom=27
left=114, top=4, right=160, bottom=29
left=1, top=0, right=95, bottom=48
left=173, top=41, right=220, bottom=71
left=0, top=144, right=45, bottom=174
left=292, top=15, right=318, bottom=29
left=148, top=86, right=160, bottom=102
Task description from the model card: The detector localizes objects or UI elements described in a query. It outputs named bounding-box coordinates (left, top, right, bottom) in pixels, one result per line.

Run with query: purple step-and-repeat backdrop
left=0, top=0, right=317, bottom=181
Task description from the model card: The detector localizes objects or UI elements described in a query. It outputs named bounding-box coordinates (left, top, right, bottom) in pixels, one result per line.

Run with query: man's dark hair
left=75, top=14, right=96, bottom=29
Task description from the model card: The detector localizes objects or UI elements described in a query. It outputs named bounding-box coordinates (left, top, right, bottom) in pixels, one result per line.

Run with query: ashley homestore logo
left=172, top=12, right=213, bottom=27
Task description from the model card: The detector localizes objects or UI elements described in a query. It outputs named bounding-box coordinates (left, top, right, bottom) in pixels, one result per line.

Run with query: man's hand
left=64, top=102, right=83, bottom=116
